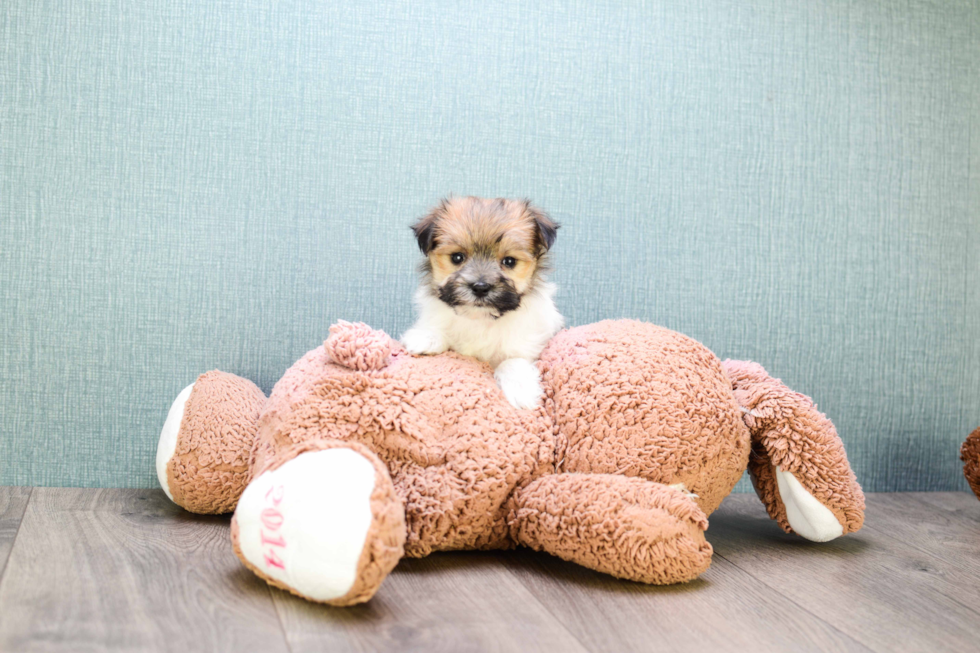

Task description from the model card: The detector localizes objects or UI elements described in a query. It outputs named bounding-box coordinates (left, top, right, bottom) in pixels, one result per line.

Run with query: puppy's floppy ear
left=411, top=202, right=444, bottom=255
left=524, top=201, right=559, bottom=255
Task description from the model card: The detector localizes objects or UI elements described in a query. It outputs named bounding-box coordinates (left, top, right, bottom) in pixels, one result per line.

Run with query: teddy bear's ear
left=324, top=321, right=395, bottom=372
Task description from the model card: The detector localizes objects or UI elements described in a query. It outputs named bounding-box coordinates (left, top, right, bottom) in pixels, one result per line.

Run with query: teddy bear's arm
left=507, top=474, right=713, bottom=584
left=723, top=360, right=866, bottom=541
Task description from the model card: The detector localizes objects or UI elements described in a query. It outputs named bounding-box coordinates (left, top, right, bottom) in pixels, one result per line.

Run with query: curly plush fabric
left=723, top=360, right=865, bottom=535
left=325, top=320, right=394, bottom=372
left=160, top=319, right=865, bottom=604
left=962, top=427, right=980, bottom=500
left=539, top=320, right=750, bottom=515
left=509, top=475, right=713, bottom=584
left=253, top=341, right=553, bottom=556
left=167, top=370, right=266, bottom=514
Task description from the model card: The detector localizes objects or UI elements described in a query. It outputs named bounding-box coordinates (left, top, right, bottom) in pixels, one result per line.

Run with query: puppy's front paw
left=494, top=358, right=543, bottom=409
left=400, top=328, right=447, bottom=356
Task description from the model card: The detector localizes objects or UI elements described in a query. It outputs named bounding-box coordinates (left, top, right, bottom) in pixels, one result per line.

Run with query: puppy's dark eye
left=501, top=256, right=517, bottom=269
left=450, top=252, right=466, bottom=265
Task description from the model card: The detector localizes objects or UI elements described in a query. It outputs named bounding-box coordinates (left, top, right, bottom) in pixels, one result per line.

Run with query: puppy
left=401, top=197, right=564, bottom=409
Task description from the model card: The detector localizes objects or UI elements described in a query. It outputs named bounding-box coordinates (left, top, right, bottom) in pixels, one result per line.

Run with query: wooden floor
left=0, top=489, right=977, bottom=653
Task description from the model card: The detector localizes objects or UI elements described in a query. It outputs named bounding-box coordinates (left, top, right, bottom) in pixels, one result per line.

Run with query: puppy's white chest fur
left=401, top=282, right=564, bottom=408
left=420, top=282, right=562, bottom=366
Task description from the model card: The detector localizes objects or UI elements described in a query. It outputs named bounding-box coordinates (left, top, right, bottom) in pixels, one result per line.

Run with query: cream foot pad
left=156, top=383, right=195, bottom=501
left=775, top=466, right=844, bottom=542
left=235, top=449, right=376, bottom=601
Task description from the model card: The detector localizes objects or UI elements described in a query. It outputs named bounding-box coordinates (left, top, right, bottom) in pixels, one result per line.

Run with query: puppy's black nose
left=470, top=281, right=491, bottom=297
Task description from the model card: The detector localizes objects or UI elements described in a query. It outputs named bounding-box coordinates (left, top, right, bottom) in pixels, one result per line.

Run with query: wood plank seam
left=494, top=552, right=603, bottom=653
left=0, top=489, right=293, bottom=652
left=709, top=549, right=877, bottom=652
left=269, top=584, right=298, bottom=653
left=0, top=487, right=33, bottom=586
left=856, top=521, right=980, bottom=620
left=504, top=543, right=875, bottom=653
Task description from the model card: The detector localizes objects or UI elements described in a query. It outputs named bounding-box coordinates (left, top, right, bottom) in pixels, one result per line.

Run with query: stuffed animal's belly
left=540, top=319, right=751, bottom=515
left=387, top=438, right=551, bottom=557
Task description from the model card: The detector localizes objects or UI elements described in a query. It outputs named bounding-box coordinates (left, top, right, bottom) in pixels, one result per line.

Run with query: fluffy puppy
left=401, top=197, right=564, bottom=409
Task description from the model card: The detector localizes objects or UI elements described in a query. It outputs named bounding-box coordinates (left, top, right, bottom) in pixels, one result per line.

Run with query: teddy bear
left=156, top=319, right=865, bottom=606
left=962, top=427, right=980, bottom=500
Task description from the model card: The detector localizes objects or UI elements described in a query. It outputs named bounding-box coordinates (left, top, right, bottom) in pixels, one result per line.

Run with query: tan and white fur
left=401, top=197, right=564, bottom=409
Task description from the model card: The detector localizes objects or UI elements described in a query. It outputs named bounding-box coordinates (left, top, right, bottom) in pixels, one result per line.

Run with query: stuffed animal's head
left=247, top=320, right=547, bottom=488
left=316, top=320, right=540, bottom=447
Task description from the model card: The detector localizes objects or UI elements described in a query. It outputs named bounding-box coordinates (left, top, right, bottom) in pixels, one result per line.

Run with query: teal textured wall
left=1, top=0, right=978, bottom=490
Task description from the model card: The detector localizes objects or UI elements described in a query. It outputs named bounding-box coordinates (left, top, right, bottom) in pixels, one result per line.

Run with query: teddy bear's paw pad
left=235, top=449, right=376, bottom=602
left=156, top=382, right=195, bottom=502
left=775, top=466, right=844, bottom=542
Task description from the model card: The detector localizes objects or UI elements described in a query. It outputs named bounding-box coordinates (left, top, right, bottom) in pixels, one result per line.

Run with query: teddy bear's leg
left=231, top=440, right=406, bottom=606
left=157, top=370, right=267, bottom=514
left=723, top=360, right=865, bottom=542
left=508, top=474, right=713, bottom=584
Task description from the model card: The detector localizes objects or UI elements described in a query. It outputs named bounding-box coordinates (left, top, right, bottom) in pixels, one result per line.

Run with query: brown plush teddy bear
left=962, top=427, right=980, bottom=499
left=156, top=319, right=865, bottom=606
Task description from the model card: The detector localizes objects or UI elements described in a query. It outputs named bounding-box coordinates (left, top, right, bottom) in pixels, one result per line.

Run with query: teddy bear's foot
left=509, top=474, right=713, bottom=584
left=156, top=382, right=195, bottom=502
left=231, top=441, right=406, bottom=606
left=723, top=360, right=865, bottom=541
left=156, top=371, right=267, bottom=514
